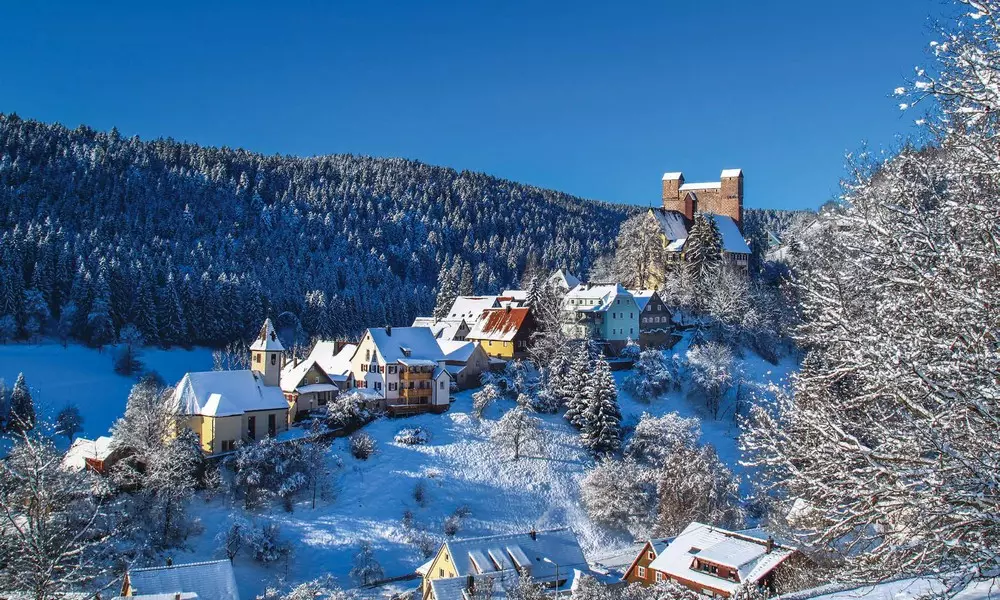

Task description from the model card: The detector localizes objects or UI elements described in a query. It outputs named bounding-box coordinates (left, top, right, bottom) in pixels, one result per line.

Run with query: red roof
left=467, top=307, right=531, bottom=342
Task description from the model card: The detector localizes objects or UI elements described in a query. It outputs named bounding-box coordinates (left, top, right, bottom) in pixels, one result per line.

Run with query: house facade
left=348, top=326, right=451, bottom=416
left=626, top=522, right=798, bottom=598
left=281, top=357, right=339, bottom=420
left=631, top=289, right=674, bottom=348
left=561, top=284, right=640, bottom=350
left=466, top=305, right=536, bottom=360
left=173, top=319, right=290, bottom=455
left=437, top=340, right=491, bottom=390
left=412, top=317, right=471, bottom=342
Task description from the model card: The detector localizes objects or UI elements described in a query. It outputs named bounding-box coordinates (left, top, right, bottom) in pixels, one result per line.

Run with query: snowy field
left=175, top=337, right=797, bottom=600
left=0, top=342, right=214, bottom=451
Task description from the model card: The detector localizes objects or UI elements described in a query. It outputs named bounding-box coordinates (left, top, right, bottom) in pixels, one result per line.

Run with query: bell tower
left=250, top=318, right=284, bottom=387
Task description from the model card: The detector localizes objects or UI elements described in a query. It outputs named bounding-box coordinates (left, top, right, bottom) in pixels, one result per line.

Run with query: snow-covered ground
left=172, top=336, right=797, bottom=600
left=0, top=342, right=213, bottom=452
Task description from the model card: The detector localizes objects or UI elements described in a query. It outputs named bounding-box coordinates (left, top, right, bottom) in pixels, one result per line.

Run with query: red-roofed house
left=465, top=305, right=536, bottom=360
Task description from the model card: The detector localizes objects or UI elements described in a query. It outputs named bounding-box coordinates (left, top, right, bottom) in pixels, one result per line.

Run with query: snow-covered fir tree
left=562, top=342, right=592, bottom=429
left=8, top=371, right=35, bottom=433
left=683, top=212, right=723, bottom=278
left=579, top=354, right=622, bottom=456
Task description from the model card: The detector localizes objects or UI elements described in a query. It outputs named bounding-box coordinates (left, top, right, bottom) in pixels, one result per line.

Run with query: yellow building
left=173, top=319, right=291, bottom=454
left=465, top=306, right=535, bottom=360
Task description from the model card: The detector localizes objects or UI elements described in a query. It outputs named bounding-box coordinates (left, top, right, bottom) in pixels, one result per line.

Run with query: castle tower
left=662, top=172, right=695, bottom=220
left=719, top=168, right=744, bottom=228
left=250, top=318, right=284, bottom=387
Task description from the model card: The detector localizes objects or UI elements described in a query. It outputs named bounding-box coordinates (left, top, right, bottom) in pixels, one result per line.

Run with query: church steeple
left=249, top=318, right=284, bottom=386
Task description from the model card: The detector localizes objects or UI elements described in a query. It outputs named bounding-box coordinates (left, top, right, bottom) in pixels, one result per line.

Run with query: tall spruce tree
left=562, top=342, right=592, bottom=429
left=684, top=212, right=723, bottom=278
left=8, top=372, right=35, bottom=433
left=580, top=355, right=621, bottom=456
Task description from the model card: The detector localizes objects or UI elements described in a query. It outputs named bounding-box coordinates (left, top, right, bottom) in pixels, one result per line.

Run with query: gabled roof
left=713, top=214, right=751, bottom=254
left=629, top=289, right=658, bottom=312
left=467, top=307, right=531, bottom=342
left=280, top=357, right=333, bottom=393
left=367, top=327, right=445, bottom=363
left=648, top=522, right=796, bottom=595
left=173, top=370, right=288, bottom=417
left=662, top=172, right=683, bottom=180
left=125, top=560, right=239, bottom=600
left=308, top=341, right=356, bottom=379
left=721, top=168, right=743, bottom=178
left=437, top=339, right=480, bottom=363
left=563, top=284, right=636, bottom=313
left=448, top=296, right=501, bottom=323
left=412, top=317, right=469, bottom=341
left=62, top=436, right=114, bottom=471
left=249, top=318, right=284, bottom=352
left=649, top=208, right=688, bottom=241
left=442, top=528, right=587, bottom=581
left=547, top=269, right=581, bottom=290
left=649, top=210, right=750, bottom=255
left=500, top=290, right=528, bottom=303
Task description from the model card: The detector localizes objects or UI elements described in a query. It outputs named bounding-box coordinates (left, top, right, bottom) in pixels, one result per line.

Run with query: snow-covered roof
left=62, top=436, right=114, bottom=471
left=629, top=289, right=657, bottom=312
left=563, top=284, right=635, bottom=313
left=173, top=370, right=288, bottom=418
left=308, top=341, right=356, bottom=378
left=721, top=168, right=743, bottom=178
left=443, top=528, right=587, bottom=580
left=115, top=593, right=198, bottom=600
left=679, top=182, right=721, bottom=191
left=438, top=340, right=479, bottom=363
left=547, top=269, right=581, bottom=290
left=713, top=214, right=751, bottom=254
left=649, top=208, right=688, bottom=241
left=648, top=522, right=796, bottom=595
left=466, top=307, right=531, bottom=342
left=280, top=357, right=335, bottom=393
left=368, top=327, right=445, bottom=364
left=500, top=290, right=528, bottom=302
left=448, top=296, right=501, bottom=324
left=412, top=317, right=469, bottom=341
left=662, top=172, right=683, bottom=180
left=126, top=560, right=239, bottom=600
left=249, top=318, right=284, bottom=352
left=590, top=538, right=672, bottom=579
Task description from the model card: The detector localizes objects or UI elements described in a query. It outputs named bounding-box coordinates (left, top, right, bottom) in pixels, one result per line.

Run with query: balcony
left=401, top=387, right=432, bottom=400
left=400, top=368, right=434, bottom=380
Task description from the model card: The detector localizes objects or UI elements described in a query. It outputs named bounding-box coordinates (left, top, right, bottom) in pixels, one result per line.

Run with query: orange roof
left=467, top=307, right=531, bottom=342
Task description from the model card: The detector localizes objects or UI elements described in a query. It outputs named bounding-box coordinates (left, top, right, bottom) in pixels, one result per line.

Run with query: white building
left=348, top=326, right=451, bottom=415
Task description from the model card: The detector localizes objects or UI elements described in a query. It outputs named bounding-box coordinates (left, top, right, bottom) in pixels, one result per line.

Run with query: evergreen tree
left=562, top=342, right=592, bottom=429
left=684, top=212, right=724, bottom=279
left=580, top=355, right=621, bottom=456
left=432, top=262, right=458, bottom=320
left=55, top=405, right=84, bottom=442
left=8, top=372, right=35, bottom=433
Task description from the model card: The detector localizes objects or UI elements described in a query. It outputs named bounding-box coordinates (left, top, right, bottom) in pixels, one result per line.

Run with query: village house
left=446, top=296, right=503, bottom=329
left=547, top=269, right=581, bottom=293
left=306, top=340, right=357, bottom=387
left=412, top=316, right=471, bottom=341
left=120, top=559, right=239, bottom=600
left=624, top=522, right=798, bottom=597
left=419, top=528, right=591, bottom=600
left=173, top=319, right=290, bottom=454
left=465, top=305, right=536, bottom=360
left=561, top=283, right=640, bottom=352
left=631, top=289, right=674, bottom=348
left=645, top=169, right=751, bottom=286
left=437, top=339, right=491, bottom=390
left=348, top=326, right=451, bottom=416
left=280, top=354, right=339, bottom=421
left=62, top=436, right=121, bottom=475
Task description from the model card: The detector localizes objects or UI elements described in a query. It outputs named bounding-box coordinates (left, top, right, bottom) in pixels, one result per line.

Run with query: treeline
left=0, top=114, right=631, bottom=348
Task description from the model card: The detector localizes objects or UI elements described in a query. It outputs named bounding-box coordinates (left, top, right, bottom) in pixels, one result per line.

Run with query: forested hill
left=0, top=114, right=633, bottom=348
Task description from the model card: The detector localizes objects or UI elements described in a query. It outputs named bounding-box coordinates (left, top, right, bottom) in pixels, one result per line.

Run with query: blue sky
left=0, top=1, right=946, bottom=210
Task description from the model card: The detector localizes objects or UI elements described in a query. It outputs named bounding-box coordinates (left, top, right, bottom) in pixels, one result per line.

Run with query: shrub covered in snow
left=580, top=458, right=656, bottom=538
left=685, top=341, right=734, bottom=419
left=245, top=520, right=292, bottom=564
left=625, top=412, right=700, bottom=467
left=325, top=390, right=380, bottom=430
left=622, top=349, right=678, bottom=403
left=349, top=432, right=377, bottom=460
left=472, top=383, right=501, bottom=418
left=350, top=541, right=384, bottom=585
left=394, top=427, right=431, bottom=445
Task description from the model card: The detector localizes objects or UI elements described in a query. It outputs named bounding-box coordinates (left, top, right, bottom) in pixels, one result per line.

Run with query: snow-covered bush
left=685, top=342, right=734, bottom=419
left=349, top=432, right=377, bottom=460
left=625, top=412, right=700, bottom=467
left=228, top=437, right=315, bottom=510
left=654, top=444, right=743, bottom=535
left=443, top=514, right=462, bottom=537
left=394, top=427, right=431, bottom=445
left=620, top=338, right=641, bottom=360
left=412, top=481, right=427, bottom=506
left=350, top=541, right=384, bottom=585
left=580, top=458, right=657, bottom=539
left=326, top=390, right=379, bottom=430
left=245, top=520, right=291, bottom=564
left=622, top=349, right=677, bottom=403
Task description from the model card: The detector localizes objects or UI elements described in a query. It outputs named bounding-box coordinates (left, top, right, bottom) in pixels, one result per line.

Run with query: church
left=646, top=168, right=751, bottom=286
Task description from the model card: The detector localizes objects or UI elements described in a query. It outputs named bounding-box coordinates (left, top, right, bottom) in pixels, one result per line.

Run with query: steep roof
left=308, top=341, right=356, bottom=379
left=442, top=528, right=588, bottom=581
left=650, top=209, right=688, bottom=241
left=437, top=339, right=479, bottom=363
left=721, top=168, right=743, bottom=178
left=173, top=370, right=288, bottom=417
left=649, top=210, right=750, bottom=255
left=280, top=357, right=334, bottom=393
left=713, top=214, right=751, bottom=254
left=249, top=318, right=284, bottom=352
left=547, top=269, right=581, bottom=290
left=563, top=284, right=635, bottom=313
left=467, top=307, right=531, bottom=342
left=412, top=317, right=469, bottom=341
left=62, top=436, right=114, bottom=471
left=368, top=327, right=445, bottom=363
left=448, top=296, right=500, bottom=323
left=629, top=289, right=657, bottom=312
left=648, top=522, right=796, bottom=595
left=126, top=560, right=239, bottom=600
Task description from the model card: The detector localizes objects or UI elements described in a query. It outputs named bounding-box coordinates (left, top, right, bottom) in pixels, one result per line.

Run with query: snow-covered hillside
left=162, top=336, right=797, bottom=600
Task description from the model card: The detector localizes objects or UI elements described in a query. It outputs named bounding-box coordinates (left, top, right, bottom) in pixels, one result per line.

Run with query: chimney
left=466, top=575, right=475, bottom=593
left=334, top=339, right=346, bottom=354
left=765, top=536, right=774, bottom=554
left=175, top=594, right=182, bottom=600
left=505, top=305, right=511, bottom=313
left=529, top=528, right=537, bottom=541
left=385, top=325, right=392, bottom=336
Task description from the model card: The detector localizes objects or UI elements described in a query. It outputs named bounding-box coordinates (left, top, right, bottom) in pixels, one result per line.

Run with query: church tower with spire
left=250, top=318, right=285, bottom=387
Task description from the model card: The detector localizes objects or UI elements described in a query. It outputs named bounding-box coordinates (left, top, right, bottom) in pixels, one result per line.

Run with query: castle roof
left=662, top=172, right=683, bottom=180
left=721, top=168, right=743, bottom=178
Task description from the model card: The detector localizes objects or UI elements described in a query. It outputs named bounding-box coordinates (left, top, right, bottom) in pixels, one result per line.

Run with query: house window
left=637, top=567, right=646, bottom=578
left=439, top=569, right=445, bottom=577
left=375, top=382, right=382, bottom=391
left=366, top=349, right=370, bottom=361
left=655, top=572, right=664, bottom=583
left=440, top=381, right=445, bottom=389
left=389, top=382, right=397, bottom=391
left=388, top=365, right=396, bottom=374
left=255, top=353, right=261, bottom=363
left=270, top=354, right=276, bottom=365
